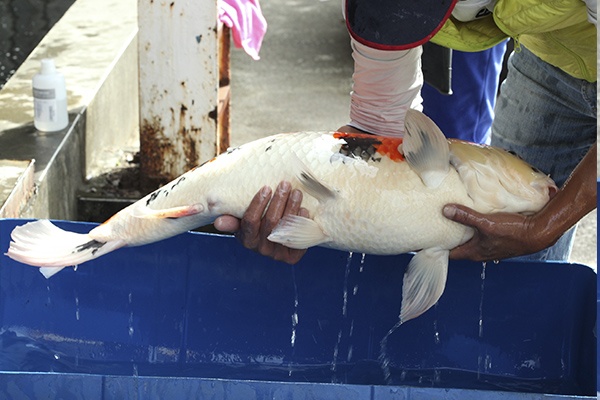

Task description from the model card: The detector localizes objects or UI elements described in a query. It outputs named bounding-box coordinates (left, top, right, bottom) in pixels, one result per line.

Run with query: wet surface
left=0, top=0, right=76, bottom=88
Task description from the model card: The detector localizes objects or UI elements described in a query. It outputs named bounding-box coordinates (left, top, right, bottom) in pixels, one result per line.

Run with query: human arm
left=443, top=143, right=597, bottom=261
left=345, top=38, right=423, bottom=136
left=214, top=181, right=309, bottom=264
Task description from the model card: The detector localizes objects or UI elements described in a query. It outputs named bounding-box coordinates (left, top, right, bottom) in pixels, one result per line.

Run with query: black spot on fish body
left=338, top=135, right=383, bottom=162
left=74, top=240, right=105, bottom=256
left=171, top=176, right=186, bottom=191
left=265, top=145, right=272, bottom=152
left=146, top=190, right=162, bottom=206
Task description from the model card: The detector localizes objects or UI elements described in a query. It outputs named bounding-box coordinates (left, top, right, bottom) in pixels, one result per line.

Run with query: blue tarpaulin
left=0, top=219, right=596, bottom=399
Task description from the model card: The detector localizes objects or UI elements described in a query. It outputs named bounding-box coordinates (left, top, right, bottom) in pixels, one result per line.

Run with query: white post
left=137, top=0, right=218, bottom=188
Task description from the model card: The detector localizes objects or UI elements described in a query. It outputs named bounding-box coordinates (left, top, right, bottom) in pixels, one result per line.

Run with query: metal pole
left=138, top=0, right=219, bottom=188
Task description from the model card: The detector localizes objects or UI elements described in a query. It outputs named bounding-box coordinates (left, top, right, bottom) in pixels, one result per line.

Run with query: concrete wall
left=0, top=0, right=139, bottom=219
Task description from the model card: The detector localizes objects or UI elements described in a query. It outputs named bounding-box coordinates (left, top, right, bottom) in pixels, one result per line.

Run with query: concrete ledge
left=0, top=0, right=138, bottom=219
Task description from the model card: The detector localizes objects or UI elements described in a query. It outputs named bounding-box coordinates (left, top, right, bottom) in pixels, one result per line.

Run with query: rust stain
left=178, top=104, right=200, bottom=171
left=140, top=105, right=206, bottom=190
left=140, top=116, right=173, bottom=190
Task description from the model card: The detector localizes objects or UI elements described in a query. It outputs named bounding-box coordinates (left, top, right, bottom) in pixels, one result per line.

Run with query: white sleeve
left=584, top=0, right=597, bottom=25
left=348, top=38, right=423, bottom=137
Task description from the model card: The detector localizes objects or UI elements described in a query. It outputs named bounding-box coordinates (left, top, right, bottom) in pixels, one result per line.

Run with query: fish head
left=448, top=140, right=558, bottom=214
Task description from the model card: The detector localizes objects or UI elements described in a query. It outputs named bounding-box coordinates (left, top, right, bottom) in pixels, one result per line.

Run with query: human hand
left=442, top=204, right=552, bottom=262
left=214, top=181, right=309, bottom=264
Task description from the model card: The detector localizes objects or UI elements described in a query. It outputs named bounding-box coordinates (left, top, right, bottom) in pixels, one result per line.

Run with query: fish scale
left=5, top=110, right=556, bottom=323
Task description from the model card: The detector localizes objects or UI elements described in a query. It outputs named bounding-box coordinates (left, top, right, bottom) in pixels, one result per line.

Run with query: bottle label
left=33, top=88, right=56, bottom=100
left=34, top=98, right=58, bottom=123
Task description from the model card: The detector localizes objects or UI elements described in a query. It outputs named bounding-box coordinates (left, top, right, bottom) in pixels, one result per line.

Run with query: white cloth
left=218, top=0, right=267, bottom=60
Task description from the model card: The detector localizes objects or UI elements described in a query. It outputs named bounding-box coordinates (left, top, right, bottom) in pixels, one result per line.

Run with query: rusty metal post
left=138, top=0, right=219, bottom=189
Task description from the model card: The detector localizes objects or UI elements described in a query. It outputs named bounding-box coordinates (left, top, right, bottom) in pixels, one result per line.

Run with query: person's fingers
left=213, top=215, right=241, bottom=232
left=239, top=185, right=272, bottom=249
left=283, top=188, right=303, bottom=216
left=258, top=182, right=293, bottom=255
left=443, top=204, right=488, bottom=229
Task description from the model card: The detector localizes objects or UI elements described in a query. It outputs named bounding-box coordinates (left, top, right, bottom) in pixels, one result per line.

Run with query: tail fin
left=5, top=220, right=125, bottom=278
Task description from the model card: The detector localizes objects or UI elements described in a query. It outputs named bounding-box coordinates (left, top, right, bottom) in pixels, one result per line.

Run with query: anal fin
left=267, top=215, right=328, bottom=249
left=400, top=247, right=449, bottom=323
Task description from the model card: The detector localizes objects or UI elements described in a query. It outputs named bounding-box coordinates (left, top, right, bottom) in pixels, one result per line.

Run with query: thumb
left=443, top=204, right=486, bottom=228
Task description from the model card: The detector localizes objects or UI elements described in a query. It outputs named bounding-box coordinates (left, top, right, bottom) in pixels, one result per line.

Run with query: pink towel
left=218, top=0, right=267, bottom=60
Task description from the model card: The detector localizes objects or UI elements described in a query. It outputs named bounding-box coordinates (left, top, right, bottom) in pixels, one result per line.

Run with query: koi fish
left=5, top=110, right=557, bottom=323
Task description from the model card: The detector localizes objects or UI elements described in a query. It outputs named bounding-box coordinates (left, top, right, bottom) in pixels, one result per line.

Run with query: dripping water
left=46, top=284, right=52, bottom=306
left=477, top=261, right=488, bottom=379
left=289, top=266, right=299, bottom=377
left=379, top=319, right=403, bottom=383
left=478, top=262, right=487, bottom=338
left=290, top=266, right=299, bottom=349
left=128, top=292, right=134, bottom=338
left=331, top=251, right=353, bottom=380
left=75, top=292, right=80, bottom=321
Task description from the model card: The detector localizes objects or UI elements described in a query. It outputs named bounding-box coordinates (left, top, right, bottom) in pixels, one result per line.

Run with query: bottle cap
left=40, top=59, right=57, bottom=75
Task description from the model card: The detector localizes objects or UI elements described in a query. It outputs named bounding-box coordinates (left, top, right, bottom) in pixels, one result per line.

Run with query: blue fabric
left=492, top=46, right=597, bottom=261
left=422, top=41, right=508, bottom=144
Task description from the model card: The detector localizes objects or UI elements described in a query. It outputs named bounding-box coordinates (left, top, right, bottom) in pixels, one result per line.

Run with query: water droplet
left=54, top=354, right=60, bottom=360
left=478, top=262, right=487, bottom=338
left=359, top=253, right=366, bottom=272
left=75, top=295, right=80, bottom=321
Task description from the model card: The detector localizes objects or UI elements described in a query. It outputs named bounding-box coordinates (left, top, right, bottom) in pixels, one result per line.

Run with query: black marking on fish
left=339, top=135, right=381, bottom=162
left=146, top=190, right=162, bottom=206
left=266, top=145, right=272, bottom=152
left=226, top=146, right=241, bottom=155
left=171, top=176, right=186, bottom=191
left=74, top=240, right=105, bottom=256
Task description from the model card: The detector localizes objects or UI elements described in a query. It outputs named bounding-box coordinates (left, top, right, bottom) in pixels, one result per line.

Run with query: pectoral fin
left=133, top=203, right=204, bottom=219
left=400, top=247, right=449, bottom=323
left=403, top=109, right=450, bottom=188
left=267, top=215, right=328, bottom=249
left=291, top=153, right=337, bottom=202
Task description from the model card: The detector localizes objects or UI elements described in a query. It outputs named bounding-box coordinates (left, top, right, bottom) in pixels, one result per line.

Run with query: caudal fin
left=5, top=220, right=125, bottom=278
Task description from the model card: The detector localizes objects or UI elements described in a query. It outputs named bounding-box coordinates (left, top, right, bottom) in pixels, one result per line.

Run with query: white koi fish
left=5, top=110, right=557, bottom=323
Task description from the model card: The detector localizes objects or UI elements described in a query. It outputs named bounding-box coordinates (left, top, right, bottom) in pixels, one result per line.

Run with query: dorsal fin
left=403, top=109, right=450, bottom=188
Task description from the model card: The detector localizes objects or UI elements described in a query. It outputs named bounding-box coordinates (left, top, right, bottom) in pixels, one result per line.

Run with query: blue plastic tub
left=0, top=219, right=596, bottom=399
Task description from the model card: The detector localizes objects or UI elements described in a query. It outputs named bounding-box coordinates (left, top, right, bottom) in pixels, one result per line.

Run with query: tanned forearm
left=531, top=142, right=597, bottom=248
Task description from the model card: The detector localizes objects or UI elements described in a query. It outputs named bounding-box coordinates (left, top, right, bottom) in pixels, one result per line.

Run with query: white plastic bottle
left=32, top=58, right=68, bottom=132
